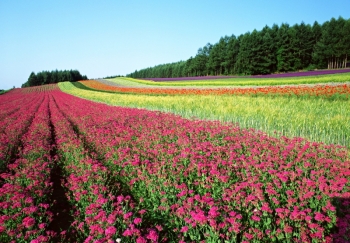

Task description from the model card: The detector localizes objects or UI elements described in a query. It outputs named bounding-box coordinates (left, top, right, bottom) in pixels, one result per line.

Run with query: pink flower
left=155, top=225, right=163, bottom=231
left=22, top=217, right=35, bottom=228
left=146, top=229, right=158, bottom=241
left=133, top=217, right=142, bottom=225
left=123, top=212, right=133, bottom=220
left=123, top=228, right=133, bottom=236
left=180, top=226, right=188, bottom=233
left=284, top=224, right=293, bottom=234
left=138, top=209, right=146, bottom=215
left=275, top=208, right=284, bottom=213
left=136, top=236, right=147, bottom=243
left=208, top=206, right=220, bottom=218
left=251, top=215, right=260, bottom=222
left=314, top=212, right=325, bottom=222
left=190, top=210, right=207, bottom=224
left=272, top=197, right=280, bottom=205
left=39, top=223, right=46, bottom=229
left=105, top=226, right=116, bottom=236
left=261, top=203, right=271, bottom=212
left=243, top=232, right=254, bottom=240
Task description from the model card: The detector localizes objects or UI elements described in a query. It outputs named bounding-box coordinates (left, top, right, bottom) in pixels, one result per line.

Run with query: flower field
left=59, top=82, right=350, bottom=148
left=0, top=83, right=350, bottom=242
left=79, top=80, right=350, bottom=98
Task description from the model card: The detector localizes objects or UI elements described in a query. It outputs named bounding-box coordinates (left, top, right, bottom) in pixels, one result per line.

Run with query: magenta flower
left=123, top=212, right=133, bottom=220
left=38, top=223, right=46, bottom=229
left=180, top=226, right=189, bottom=233
left=136, top=236, right=147, bottom=243
left=133, top=217, right=142, bottom=225
left=105, top=226, right=116, bottom=236
left=314, top=212, right=325, bottom=222
left=138, top=209, right=146, bottom=215
left=251, top=215, right=260, bottom=222
left=146, top=229, right=158, bottom=241
left=208, top=206, right=220, bottom=218
left=22, top=217, right=35, bottom=228
left=123, top=228, right=133, bottom=236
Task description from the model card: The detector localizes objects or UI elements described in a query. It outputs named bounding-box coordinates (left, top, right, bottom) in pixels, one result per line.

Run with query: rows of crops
left=79, top=80, right=350, bottom=98
left=113, top=72, right=350, bottom=87
left=0, top=84, right=349, bottom=242
left=59, top=81, right=350, bottom=148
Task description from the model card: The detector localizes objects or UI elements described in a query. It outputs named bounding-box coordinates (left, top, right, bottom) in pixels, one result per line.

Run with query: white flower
left=116, top=238, right=121, bottom=243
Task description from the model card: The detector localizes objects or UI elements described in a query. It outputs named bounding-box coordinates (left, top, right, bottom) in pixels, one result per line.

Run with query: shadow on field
left=332, top=197, right=350, bottom=242
left=71, top=81, right=96, bottom=91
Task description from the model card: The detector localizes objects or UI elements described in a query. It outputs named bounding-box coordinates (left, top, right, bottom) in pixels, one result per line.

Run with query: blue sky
left=0, top=0, right=349, bottom=89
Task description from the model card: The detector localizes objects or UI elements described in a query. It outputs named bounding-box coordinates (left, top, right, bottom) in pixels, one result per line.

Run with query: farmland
left=115, top=71, right=350, bottom=87
left=0, top=76, right=350, bottom=242
left=59, top=81, right=350, bottom=148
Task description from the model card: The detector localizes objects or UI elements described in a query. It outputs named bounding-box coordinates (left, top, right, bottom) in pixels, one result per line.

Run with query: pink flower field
left=0, top=84, right=349, bottom=242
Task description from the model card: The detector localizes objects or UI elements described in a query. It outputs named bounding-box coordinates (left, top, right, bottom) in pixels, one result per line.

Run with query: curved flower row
left=80, top=80, right=350, bottom=99
left=0, top=94, right=55, bottom=242
left=52, top=90, right=350, bottom=242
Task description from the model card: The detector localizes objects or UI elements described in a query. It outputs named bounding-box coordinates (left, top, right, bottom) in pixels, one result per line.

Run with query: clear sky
left=0, top=0, right=349, bottom=89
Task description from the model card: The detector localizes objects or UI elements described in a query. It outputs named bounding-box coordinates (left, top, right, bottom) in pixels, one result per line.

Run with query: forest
left=21, top=69, right=88, bottom=87
left=127, top=17, right=350, bottom=78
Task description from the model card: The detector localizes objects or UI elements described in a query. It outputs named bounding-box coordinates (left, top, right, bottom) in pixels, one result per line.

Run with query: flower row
left=0, top=93, right=55, bottom=242
left=80, top=80, right=350, bottom=98
left=49, top=92, right=161, bottom=242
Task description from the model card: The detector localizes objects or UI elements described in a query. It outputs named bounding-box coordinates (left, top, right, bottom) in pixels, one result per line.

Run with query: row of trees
left=22, top=70, right=88, bottom=87
left=128, top=17, right=350, bottom=78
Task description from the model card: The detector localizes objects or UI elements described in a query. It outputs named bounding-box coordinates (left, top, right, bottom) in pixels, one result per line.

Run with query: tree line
left=127, top=16, right=350, bottom=78
left=22, top=70, right=88, bottom=87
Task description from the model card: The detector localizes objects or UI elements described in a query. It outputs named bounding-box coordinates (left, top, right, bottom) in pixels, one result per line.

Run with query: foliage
left=21, top=69, right=88, bottom=88
left=102, top=75, right=124, bottom=79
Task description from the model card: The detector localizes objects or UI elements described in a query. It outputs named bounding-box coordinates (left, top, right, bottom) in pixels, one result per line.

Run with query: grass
left=59, top=82, right=350, bottom=148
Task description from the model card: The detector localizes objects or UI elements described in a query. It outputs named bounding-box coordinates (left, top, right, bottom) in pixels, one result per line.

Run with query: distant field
left=79, top=80, right=350, bottom=100
left=59, top=82, right=350, bottom=148
left=109, top=72, right=350, bottom=87
left=141, top=68, right=350, bottom=81
left=0, top=89, right=11, bottom=95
